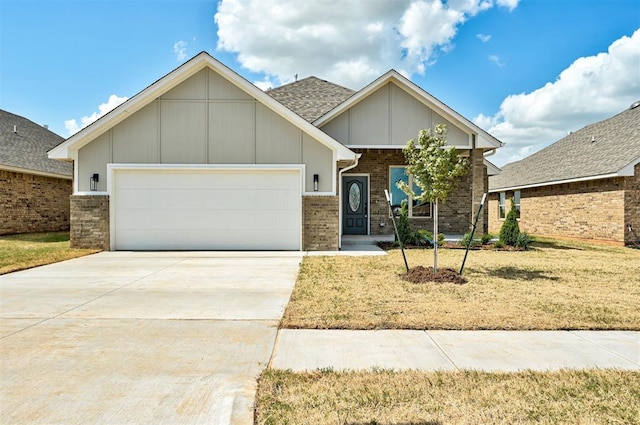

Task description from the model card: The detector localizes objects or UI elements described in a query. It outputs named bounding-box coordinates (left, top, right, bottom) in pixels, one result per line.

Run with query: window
left=499, top=190, right=520, bottom=219
left=389, top=166, right=431, bottom=218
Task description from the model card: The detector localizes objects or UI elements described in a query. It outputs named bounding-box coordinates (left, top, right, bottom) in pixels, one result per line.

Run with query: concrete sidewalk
left=270, top=329, right=640, bottom=372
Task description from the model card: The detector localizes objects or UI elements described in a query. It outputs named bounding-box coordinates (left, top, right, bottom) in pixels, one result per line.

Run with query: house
left=488, top=103, right=640, bottom=245
left=48, top=52, right=503, bottom=251
left=1, top=109, right=72, bottom=235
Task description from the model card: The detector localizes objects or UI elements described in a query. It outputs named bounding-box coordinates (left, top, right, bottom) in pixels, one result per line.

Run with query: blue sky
left=1, top=0, right=638, bottom=166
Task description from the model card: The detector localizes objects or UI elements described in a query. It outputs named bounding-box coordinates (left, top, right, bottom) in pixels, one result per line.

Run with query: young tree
left=499, top=197, right=520, bottom=246
left=398, top=125, right=469, bottom=272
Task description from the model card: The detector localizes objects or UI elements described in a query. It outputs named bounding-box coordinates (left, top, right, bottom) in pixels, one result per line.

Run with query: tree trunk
left=433, top=199, right=438, bottom=273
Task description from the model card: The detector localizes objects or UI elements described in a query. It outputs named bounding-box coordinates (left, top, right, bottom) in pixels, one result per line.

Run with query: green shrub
left=394, top=201, right=434, bottom=247
left=460, top=232, right=479, bottom=247
left=499, top=198, right=520, bottom=246
left=395, top=200, right=411, bottom=244
left=515, top=232, right=533, bottom=250
left=437, top=233, right=445, bottom=247
left=481, top=233, right=493, bottom=245
left=493, top=240, right=505, bottom=249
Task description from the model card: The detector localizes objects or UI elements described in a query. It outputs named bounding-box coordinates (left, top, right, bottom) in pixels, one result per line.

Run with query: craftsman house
left=1, top=109, right=72, bottom=235
left=488, top=102, right=640, bottom=245
left=49, top=52, right=503, bottom=251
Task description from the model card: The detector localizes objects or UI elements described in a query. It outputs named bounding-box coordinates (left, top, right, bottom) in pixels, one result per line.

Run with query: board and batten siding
left=77, top=68, right=333, bottom=193
left=320, top=82, right=471, bottom=148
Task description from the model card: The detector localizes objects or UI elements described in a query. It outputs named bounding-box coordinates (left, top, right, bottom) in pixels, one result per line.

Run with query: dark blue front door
left=343, top=176, right=368, bottom=235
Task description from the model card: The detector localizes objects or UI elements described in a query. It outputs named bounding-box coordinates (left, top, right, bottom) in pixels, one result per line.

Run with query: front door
left=342, top=176, right=368, bottom=235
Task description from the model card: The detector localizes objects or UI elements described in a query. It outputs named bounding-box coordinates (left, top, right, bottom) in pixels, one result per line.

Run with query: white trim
left=489, top=172, right=627, bottom=193
left=107, top=164, right=304, bottom=251
left=341, top=173, right=370, bottom=236
left=0, top=164, right=72, bottom=180
left=49, top=52, right=357, bottom=162
left=314, top=70, right=503, bottom=149
left=345, top=144, right=471, bottom=150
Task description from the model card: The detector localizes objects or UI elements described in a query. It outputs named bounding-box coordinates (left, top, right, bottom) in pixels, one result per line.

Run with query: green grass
left=256, top=369, right=640, bottom=425
left=0, top=232, right=98, bottom=274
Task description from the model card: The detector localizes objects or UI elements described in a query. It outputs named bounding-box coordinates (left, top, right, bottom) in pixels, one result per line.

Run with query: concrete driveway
left=0, top=251, right=302, bottom=425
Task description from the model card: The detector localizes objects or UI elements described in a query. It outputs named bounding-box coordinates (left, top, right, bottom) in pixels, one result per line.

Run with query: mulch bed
left=378, top=241, right=525, bottom=252
left=402, top=266, right=467, bottom=285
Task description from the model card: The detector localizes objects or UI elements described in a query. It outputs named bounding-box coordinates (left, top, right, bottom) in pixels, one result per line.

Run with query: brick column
left=303, top=196, right=339, bottom=250
left=70, top=195, right=110, bottom=250
left=470, top=148, right=487, bottom=234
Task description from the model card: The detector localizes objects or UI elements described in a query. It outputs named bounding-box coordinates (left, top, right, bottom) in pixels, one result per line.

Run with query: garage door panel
left=113, top=168, right=302, bottom=250
left=116, top=170, right=299, bottom=190
left=116, top=209, right=300, bottom=231
left=116, top=228, right=300, bottom=250
left=116, top=188, right=301, bottom=210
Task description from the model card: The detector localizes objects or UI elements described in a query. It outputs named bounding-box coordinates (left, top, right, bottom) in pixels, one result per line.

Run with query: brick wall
left=488, top=177, right=628, bottom=243
left=70, top=195, right=110, bottom=250
left=0, top=170, right=71, bottom=235
left=303, top=196, right=339, bottom=250
left=624, top=163, right=640, bottom=245
left=347, top=149, right=474, bottom=236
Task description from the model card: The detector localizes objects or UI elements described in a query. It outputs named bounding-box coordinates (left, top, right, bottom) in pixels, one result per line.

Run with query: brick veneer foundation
left=303, top=195, right=339, bottom=250
left=70, top=195, right=110, bottom=250
left=0, top=170, right=71, bottom=235
left=488, top=164, right=640, bottom=245
left=345, top=148, right=480, bottom=236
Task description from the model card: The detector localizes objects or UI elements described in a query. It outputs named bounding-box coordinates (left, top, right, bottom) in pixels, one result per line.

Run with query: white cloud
left=488, top=54, right=505, bottom=67
left=497, top=0, right=519, bottom=11
left=214, top=0, right=517, bottom=89
left=476, top=29, right=640, bottom=166
left=174, top=40, right=188, bottom=61
left=476, top=33, right=491, bottom=42
left=64, top=94, right=128, bottom=136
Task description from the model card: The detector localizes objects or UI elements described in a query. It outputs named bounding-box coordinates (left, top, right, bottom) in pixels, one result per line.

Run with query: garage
left=110, top=166, right=302, bottom=251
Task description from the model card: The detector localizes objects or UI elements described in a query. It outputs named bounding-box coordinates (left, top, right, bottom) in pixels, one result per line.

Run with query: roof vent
left=630, top=100, right=640, bottom=110
left=43, top=124, right=49, bottom=129
left=13, top=125, right=17, bottom=134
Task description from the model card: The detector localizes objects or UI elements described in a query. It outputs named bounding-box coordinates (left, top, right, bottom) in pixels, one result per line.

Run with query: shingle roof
left=0, top=109, right=72, bottom=177
left=266, top=76, right=355, bottom=122
left=489, top=104, right=640, bottom=191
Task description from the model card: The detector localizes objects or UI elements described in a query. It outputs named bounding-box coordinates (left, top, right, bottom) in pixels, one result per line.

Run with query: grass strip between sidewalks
left=255, top=368, right=640, bottom=425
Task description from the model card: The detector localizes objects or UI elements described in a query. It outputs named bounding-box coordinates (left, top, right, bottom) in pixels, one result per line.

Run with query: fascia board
left=0, top=164, right=73, bottom=180
left=488, top=173, right=623, bottom=193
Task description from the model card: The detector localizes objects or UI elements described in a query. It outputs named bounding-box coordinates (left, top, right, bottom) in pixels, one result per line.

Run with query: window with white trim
left=499, top=190, right=521, bottom=219
left=389, top=166, right=431, bottom=218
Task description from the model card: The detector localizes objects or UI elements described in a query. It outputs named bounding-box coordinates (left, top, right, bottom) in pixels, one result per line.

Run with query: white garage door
left=112, top=167, right=302, bottom=250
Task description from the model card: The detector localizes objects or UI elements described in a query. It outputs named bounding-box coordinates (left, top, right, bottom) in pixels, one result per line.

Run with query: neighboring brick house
left=48, top=52, right=503, bottom=251
left=488, top=103, right=640, bottom=245
left=0, top=109, right=72, bottom=235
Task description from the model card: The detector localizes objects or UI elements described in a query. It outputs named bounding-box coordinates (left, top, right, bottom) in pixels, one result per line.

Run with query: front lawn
left=282, top=238, right=640, bottom=330
left=0, top=232, right=98, bottom=275
left=256, top=369, right=640, bottom=425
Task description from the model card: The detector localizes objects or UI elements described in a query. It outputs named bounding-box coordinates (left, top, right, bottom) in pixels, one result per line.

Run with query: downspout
left=337, top=153, right=361, bottom=249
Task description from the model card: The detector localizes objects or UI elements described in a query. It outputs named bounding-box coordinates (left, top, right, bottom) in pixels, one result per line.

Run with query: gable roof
left=48, top=52, right=357, bottom=162
left=0, top=109, right=72, bottom=178
left=489, top=104, right=640, bottom=192
left=313, top=70, right=504, bottom=150
left=266, top=76, right=355, bottom=122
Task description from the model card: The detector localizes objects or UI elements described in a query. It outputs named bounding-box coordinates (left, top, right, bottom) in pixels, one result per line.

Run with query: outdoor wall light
left=90, top=173, right=99, bottom=191
left=313, top=174, right=319, bottom=191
